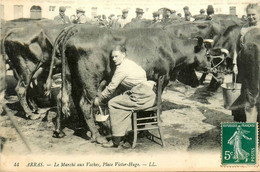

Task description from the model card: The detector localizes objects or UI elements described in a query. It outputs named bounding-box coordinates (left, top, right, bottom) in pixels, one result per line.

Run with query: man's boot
left=102, top=136, right=122, bottom=148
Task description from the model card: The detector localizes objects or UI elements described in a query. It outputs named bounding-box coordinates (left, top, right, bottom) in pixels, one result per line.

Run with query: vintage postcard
left=0, top=0, right=259, bottom=171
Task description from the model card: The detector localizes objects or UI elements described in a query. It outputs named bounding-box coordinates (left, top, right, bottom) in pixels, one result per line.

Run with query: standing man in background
left=132, top=8, right=145, bottom=22
left=170, top=10, right=180, bottom=20
left=194, top=9, right=207, bottom=21
left=206, top=5, right=215, bottom=20
left=183, top=6, right=194, bottom=21
left=108, top=14, right=120, bottom=29
left=101, top=15, right=109, bottom=27
left=54, top=6, right=71, bottom=24
left=117, top=9, right=131, bottom=28
left=162, top=8, right=172, bottom=22
left=75, top=8, right=91, bottom=24
left=152, top=11, right=160, bottom=23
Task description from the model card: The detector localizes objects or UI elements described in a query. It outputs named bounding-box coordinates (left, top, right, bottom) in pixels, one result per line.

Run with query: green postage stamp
left=222, top=123, right=258, bottom=166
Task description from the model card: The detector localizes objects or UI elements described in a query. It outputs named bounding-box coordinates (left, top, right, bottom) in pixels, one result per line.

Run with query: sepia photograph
left=0, top=0, right=259, bottom=171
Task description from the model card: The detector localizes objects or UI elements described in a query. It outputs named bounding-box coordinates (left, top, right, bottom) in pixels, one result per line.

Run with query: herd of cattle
left=0, top=15, right=259, bottom=142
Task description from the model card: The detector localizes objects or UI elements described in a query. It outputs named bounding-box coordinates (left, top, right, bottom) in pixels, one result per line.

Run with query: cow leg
left=53, top=88, right=69, bottom=138
left=177, top=67, right=199, bottom=88
left=232, top=108, right=246, bottom=122
left=208, top=73, right=224, bottom=91
left=26, top=67, right=46, bottom=113
left=15, top=81, right=40, bottom=120
left=79, top=96, right=107, bottom=144
left=245, top=102, right=258, bottom=122
left=53, top=91, right=66, bottom=138
left=27, top=97, right=39, bottom=113
left=199, top=73, right=207, bottom=85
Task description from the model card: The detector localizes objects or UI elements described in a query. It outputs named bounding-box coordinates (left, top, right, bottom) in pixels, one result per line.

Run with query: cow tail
left=0, top=29, right=11, bottom=93
left=54, top=25, right=78, bottom=117
left=45, top=25, right=76, bottom=96
left=1, top=29, right=16, bottom=76
left=1, top=28, right=19, bottom=58
left=0, top=29, right=19, bottom=114
left=1, top=29, right=23, bottom=82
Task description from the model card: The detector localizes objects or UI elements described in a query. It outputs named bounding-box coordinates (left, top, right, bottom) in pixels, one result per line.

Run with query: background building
left=1, top=0, right=258, bottom=21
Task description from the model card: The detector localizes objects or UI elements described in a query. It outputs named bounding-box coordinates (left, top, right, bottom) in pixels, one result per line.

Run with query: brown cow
left=2, top=20, right=70, bottom=119
left=47, top=25, right=211, bottom=142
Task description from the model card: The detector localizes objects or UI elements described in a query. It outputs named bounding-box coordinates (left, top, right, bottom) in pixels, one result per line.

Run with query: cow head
left=195, top=37, right=232, bottom=75
left=208, top=25, right=242, bottom=75
left=192, top=37, right=213, bottom=71
left=207, top=47, right=232, bottom=74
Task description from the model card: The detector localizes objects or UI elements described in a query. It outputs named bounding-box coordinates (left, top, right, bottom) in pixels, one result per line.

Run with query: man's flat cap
left=183, top=6, right=189, bottom=10
left=59, top=6, right=66, bottom=12
left=76, top=8, right=85, bottom=13
left=122, top=9, right=129, bottom=13
left=200, top=9, right=205, bottom=13
left=136, top=8, right=144, bottom=13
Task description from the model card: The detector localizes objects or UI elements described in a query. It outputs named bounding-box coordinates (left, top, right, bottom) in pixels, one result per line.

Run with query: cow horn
left=220, top=48, right=229, bottom=56
left=196, top=36, right=203, bottom=46
left=34, top=79, right=38, bottom=86
left=203, top=39, right=214, bottom=44
left=30, top=82, right=34, bottom=88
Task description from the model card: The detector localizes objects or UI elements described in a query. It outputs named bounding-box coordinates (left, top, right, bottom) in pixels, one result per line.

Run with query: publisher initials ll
left=149, top=162, right=156, bottom=166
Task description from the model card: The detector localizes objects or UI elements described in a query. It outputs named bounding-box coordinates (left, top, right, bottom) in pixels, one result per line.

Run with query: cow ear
left=197, top=36, right=203, bottom=46
left=194, top=36, right=204, bottom=53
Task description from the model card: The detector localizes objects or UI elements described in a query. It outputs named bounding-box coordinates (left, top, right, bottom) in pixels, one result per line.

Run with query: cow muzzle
left=206, top=48, right=230, bottom=74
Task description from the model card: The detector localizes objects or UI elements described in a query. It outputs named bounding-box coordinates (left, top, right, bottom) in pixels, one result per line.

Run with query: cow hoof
left=53, top=130, right=66, bottom=138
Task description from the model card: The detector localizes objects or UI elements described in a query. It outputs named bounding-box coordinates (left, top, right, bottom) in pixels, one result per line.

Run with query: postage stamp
left=221, top=123, right=258, bottom=166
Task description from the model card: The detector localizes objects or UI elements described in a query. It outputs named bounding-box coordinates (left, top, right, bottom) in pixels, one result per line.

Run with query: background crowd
left=54, top=4, right=246, bottom=28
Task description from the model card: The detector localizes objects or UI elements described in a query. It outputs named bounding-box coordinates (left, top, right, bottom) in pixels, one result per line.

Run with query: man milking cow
left=232, top=3, right=260, bottom=122
left=94, top=45, right=156, bottom=148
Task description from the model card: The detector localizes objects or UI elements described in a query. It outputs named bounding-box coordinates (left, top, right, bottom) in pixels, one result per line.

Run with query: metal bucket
left=95, top=106, right=109, bottom=122
left=221, top=83, right=242, bottom=110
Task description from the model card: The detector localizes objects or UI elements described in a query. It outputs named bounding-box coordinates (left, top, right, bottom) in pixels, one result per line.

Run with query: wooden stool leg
left=158, top=127, right=165, bottom=147
left=132, top=112, right=138, bottom=148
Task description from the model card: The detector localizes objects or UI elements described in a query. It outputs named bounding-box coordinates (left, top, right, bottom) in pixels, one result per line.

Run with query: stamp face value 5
left=222, top=123, right=258, bottom=166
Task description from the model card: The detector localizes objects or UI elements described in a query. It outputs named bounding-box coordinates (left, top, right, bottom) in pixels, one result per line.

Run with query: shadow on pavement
left=188, top=107, right=234, bottom=151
